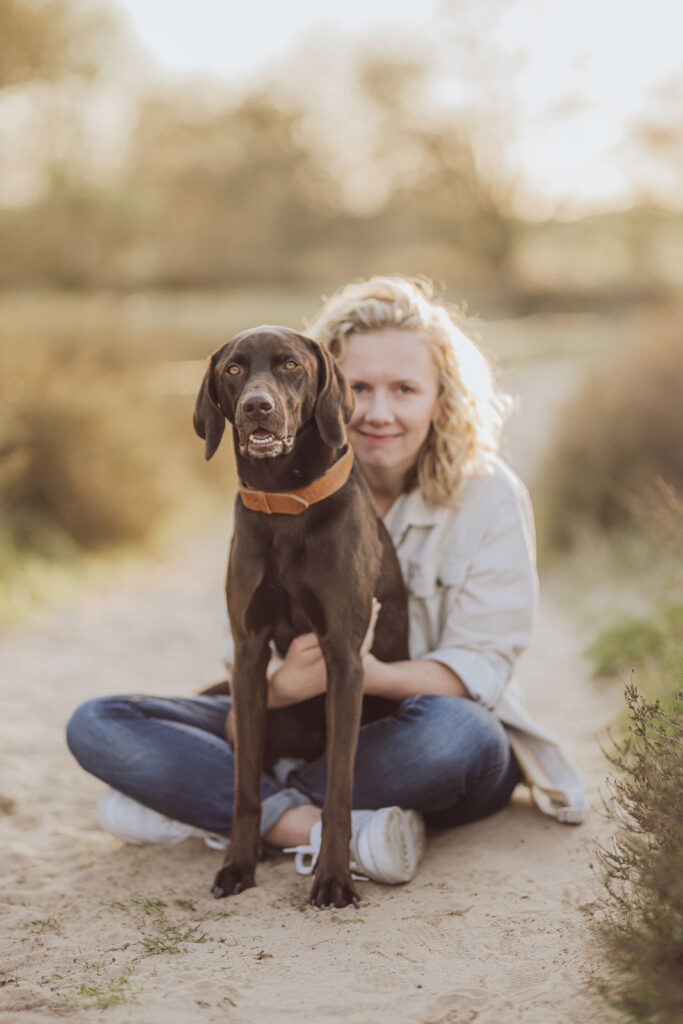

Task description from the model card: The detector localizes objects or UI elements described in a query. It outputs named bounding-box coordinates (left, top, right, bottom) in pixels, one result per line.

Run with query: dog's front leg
left=212, top=631, right=269, bottom=899
left=310, top=644, right=364, bottom=910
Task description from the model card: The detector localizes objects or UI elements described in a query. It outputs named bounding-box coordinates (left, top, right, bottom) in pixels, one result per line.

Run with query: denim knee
left=66, top=697, right=117, bottom=769
left=397, top=694, right=510, bottom=777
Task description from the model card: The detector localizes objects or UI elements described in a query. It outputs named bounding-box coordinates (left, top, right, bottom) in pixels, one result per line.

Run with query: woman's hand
left=225, top=600, right=382, bottom=742
left=268, top=632, right=327, bottom=707
left=226, top=640, right=324, bottom=745
left=268, top=598, right=382, bottom=708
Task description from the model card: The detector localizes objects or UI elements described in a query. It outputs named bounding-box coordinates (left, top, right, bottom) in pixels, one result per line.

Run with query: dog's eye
left=283, top=360, right=298, bottom=370
left=226, top=364, right=241, bottom=376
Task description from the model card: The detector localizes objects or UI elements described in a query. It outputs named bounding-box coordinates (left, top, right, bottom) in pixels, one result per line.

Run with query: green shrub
left=593, top=683, right=683, bottom=1023
left=588, top=604, right=683, bottom=705
left=538, top=306, right=683, bottom=550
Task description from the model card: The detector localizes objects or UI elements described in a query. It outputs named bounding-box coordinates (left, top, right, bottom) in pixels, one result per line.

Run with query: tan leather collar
left=238, top=446, right=354, bottom=515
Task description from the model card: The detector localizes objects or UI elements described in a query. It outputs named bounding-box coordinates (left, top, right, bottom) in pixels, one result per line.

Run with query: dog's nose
left=242, top=391, right=275, bottom=415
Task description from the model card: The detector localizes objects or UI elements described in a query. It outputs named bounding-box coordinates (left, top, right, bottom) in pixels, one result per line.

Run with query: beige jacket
left=383, top=456, right=587, bottom=824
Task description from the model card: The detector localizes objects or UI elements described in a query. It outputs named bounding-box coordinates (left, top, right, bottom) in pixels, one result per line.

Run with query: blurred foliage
left=123, top=91, right=339, bottom=287
left=584, top=479, right=683, bottom=714
left=0, top=321, right=223, bottom=557
left=0, top=0, right=113, bottom=88
left=593, top=683, right=683, bottom=1023
left=536, top=304, right=683, bottom=549
left=2, top=0, right=681, bottom=295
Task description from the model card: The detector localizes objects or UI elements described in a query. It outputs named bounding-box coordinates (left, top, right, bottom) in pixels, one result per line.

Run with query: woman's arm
left=362, top=653, right=469, bottom=700
left=419, top=479, right=538, bottom=710
left=267, top=641, right=470, bottom=706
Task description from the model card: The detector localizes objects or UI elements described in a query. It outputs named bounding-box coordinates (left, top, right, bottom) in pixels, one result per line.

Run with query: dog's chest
left=253, top=548, right=313, bottom=652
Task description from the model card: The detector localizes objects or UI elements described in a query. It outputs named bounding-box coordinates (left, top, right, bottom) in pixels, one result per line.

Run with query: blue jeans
left=66, top=694, right=522, bottom=839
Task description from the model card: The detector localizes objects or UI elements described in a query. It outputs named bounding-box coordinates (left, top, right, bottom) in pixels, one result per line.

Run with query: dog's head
left=193, top=326, right=354, bottom=461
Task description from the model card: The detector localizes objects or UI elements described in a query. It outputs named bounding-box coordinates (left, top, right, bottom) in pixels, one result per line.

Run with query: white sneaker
left=97, top=789, right=228, bottom=850
left=286, top=807, right=425, bottom=885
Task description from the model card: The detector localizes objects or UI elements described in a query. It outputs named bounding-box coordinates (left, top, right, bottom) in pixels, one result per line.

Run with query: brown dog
left=194, top=326, right=408, bottom=909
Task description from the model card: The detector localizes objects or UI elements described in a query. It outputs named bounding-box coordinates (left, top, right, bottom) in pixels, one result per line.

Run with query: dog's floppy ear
left=313, top=341, right=354, bottom=448
left=193, top=352, right=225, bottom=461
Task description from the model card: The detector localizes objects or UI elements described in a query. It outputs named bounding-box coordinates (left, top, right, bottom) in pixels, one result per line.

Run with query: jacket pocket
left=407, top=554, right=469, bottom=597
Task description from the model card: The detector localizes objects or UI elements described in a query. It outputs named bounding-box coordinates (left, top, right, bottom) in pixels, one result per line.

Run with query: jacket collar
left=383, top=487, right=442, bottom=541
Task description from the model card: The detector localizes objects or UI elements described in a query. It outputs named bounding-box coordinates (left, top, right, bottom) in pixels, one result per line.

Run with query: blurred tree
left=0, top=0, right=108, bottom=89
left=125, top=90, right=341, bottom=286
left=0, top=0, right=145, bottom=286
left=629, top=74, right=683, bottom=208
left=351, top=47, right=520, bottom=280
left=618, top=75, right=683, bottom=287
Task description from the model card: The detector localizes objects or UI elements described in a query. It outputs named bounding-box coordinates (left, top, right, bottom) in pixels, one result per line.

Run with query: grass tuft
left=140, top=924, right=209, bottom=956
left=78, top=974, right=138, bottom=1010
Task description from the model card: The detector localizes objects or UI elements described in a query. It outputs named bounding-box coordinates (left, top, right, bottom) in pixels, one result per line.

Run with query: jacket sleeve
left=421, top=483, right=539, bottom=709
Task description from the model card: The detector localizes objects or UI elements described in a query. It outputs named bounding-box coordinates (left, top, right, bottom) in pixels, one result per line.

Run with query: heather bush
left=593, top=683, right=683, bottom=1023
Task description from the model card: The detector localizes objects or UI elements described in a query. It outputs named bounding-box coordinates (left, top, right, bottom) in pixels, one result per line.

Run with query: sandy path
left=0, top=348, right=620, bottom=1023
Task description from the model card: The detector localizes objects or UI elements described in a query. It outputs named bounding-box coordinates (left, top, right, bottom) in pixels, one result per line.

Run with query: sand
left=0, top=355, right=620, bottom=1023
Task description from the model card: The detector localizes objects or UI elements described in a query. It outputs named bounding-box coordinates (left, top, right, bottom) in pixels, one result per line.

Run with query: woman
left=66, top=276, right=587, bottom=886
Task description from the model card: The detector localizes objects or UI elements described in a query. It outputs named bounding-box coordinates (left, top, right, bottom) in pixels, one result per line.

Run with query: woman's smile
left=357, top=430, right=402, bottom=442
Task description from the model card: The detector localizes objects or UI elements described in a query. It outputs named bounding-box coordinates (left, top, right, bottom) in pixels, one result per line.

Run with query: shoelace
left=283, top=842, right=369, bottom=881
left=203, top=832, right=229, bottom=850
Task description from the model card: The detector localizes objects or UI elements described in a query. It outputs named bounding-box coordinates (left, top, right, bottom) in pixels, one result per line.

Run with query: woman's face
left=340, top=328, right=440, bottom=477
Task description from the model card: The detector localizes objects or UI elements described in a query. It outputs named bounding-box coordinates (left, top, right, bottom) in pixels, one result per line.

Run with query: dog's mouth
left=239, top=427, right=295, bottom=459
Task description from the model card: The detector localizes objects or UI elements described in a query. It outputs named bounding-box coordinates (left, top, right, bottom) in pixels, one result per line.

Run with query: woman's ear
left=193, top=352, right=226, bottom=460
left=313, top=342, right=355, bottom=448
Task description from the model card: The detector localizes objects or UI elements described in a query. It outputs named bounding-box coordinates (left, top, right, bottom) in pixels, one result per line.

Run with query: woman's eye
left=351, top=383, right=367, bottom=393
left=227, top=364, right=241, bottom=376
left=397, top=384, right=415, bottom=394
left=283, top=360, right=298, bottom=370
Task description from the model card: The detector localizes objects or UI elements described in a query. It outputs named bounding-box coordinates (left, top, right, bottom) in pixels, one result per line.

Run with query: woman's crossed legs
left=66, top=692, right=522, bottom=844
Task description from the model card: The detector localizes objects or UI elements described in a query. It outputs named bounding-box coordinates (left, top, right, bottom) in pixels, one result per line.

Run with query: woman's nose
left=364, top=389, right=394, bottom=423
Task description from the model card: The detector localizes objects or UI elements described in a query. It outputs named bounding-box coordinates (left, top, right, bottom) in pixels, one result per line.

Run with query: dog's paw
left=309, top=872, right=360, bottom=910
left=211, top=862, right=256, bottom=899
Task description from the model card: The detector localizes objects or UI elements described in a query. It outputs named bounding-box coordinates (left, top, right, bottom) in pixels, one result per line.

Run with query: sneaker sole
left=357, top=806, right=425, bottom=884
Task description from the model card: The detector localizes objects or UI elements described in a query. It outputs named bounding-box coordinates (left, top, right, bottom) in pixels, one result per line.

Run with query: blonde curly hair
left=306, top=276, right=513, bottom=506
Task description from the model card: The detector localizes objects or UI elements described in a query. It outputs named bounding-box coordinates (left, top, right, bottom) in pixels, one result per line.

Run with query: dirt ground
left=0, top=346, right=621, bottom=1023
